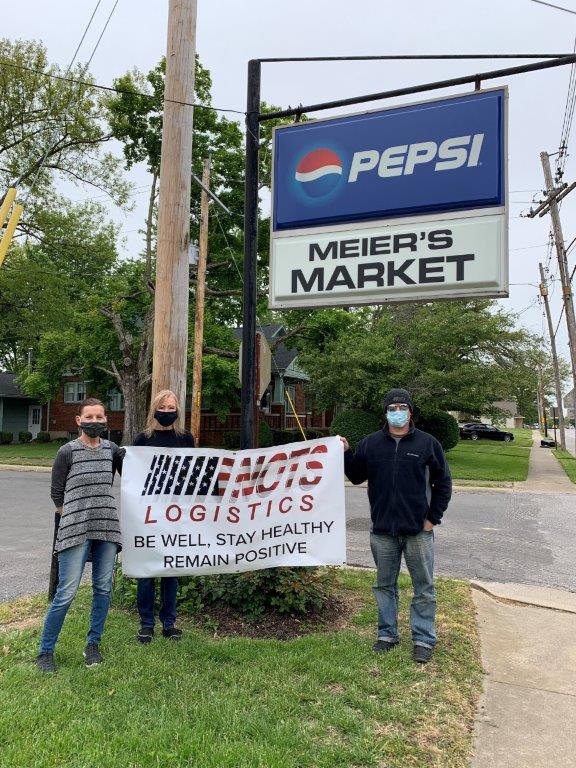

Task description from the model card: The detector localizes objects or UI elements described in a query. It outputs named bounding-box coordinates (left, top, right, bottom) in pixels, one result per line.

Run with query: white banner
left=270, top=210, right=508, bottom=308
left=120, top=437, right=346, bottom=577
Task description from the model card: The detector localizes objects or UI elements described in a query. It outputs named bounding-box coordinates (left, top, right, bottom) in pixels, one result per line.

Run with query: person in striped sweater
left=36, top=398, right=124, bottom=672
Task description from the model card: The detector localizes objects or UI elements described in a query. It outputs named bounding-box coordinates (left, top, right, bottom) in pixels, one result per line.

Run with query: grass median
left=552, top=447, right=576, bottom=484
left=0, top=570, right=482, bottom=768
left=447, top=428, right=533, bottom=483
left=0, top=442, right=59, bottom=466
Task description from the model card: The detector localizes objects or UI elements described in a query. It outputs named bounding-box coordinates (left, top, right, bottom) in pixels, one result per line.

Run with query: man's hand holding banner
left=120, top=437, right=346, bottom=577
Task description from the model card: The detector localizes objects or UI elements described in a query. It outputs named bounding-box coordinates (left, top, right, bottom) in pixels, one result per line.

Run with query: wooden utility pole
left=190, top=157, right=210, bottom=444
left=540, top=152, right=576, bottom=415
left=539, top=262, right=566, bottom=448
left=151, top=0, right=197, bottom=411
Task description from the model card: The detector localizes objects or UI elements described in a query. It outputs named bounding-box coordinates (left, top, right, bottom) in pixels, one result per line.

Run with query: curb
left=0, top=463, right=52, bottom=473
left=470, top=581, right=576, bottom=615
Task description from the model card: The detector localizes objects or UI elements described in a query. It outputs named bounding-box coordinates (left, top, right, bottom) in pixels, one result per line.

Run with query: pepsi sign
left=272, top=89, right=506, bottom=231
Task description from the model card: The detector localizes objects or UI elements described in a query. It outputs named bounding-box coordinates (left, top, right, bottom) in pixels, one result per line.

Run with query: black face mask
left=154, top=410, right=178, bottom=427
left=80, top=422, right=108, bottom=438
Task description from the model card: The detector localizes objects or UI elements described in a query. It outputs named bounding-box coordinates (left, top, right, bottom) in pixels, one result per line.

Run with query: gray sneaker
left=83, top=643, right=103, bottom=667
left=36, top=651, right=57, bottom=673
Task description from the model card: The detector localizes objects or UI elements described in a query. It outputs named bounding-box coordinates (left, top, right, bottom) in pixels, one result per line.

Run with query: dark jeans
left=370, top=530, right=436, bottom=648
left=137, top=577, right=178, bottom=630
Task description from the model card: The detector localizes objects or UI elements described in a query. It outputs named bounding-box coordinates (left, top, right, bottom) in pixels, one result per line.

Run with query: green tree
left=298, top=300, right=542, bottom=418
left=0, top=203, right=118, bottom=370
left=0, top=39, right=128, bottom=218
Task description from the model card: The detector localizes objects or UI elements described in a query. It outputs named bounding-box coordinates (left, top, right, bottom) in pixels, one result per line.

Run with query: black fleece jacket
left=344, top=425, right=452, bottom=535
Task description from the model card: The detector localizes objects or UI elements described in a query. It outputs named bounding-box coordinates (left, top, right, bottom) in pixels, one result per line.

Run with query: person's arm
left=427, top=439, right=452, bottom=525
left=343, top=436, right=369, bottom=485
left=50, top=444, right=72, bottom=512
left=132, top=432, right=146, bottom=446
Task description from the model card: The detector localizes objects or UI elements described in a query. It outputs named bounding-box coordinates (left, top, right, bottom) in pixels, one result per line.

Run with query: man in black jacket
left=342, top=388, right=452, bottom=663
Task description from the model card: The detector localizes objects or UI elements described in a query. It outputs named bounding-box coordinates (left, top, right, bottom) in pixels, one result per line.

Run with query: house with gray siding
left=0, top=373, right=42, bottom=441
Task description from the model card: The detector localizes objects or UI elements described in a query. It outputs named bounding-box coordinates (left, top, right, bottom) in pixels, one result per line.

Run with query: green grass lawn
left=0, top=442, right=60, bottom=466
left=552, top=448, right=576, bottom=484
left=0, top=570, right=482, bottom=768
left=447, top=428, right=533, bottom=482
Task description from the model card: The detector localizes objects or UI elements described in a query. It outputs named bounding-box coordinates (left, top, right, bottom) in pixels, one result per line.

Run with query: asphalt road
left=2, top=470, right=576, bottom=601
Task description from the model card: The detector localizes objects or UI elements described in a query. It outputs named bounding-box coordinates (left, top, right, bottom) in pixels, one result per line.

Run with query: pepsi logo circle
left=294, top=148, right=343, bottom=199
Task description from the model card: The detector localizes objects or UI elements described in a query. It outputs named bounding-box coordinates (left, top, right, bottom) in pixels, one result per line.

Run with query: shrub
left=35, top=431, right=52, bottom=443
left=272, top=428, right=300, bottom=445
left=417, top=411, right=459, bottom=451
left=221, top=424, right=273, bottom=450
left=111, top=564, right=137, bottom=608
left=0, top=431, right=13, bottom=445
left=329, top=409, right=381, bottom=450
left=270, top=427, right=327, bottom=446
left=221, top=430, right=241, bottom=450
left=18, top=431, right=33, bottom=443
left=258, top=420, right=273, bottom=448
left=178, top=567, right=338, bottom=619
left=113, top=567, right=338, bottom=620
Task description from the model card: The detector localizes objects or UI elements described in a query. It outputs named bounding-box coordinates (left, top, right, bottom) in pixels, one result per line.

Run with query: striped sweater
left=50, top=438, right=124, bottom=553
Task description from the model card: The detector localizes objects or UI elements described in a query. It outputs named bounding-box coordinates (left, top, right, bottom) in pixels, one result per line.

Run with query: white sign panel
left=270, top=210, right=507, bottom=309
left=120, top=438, right=346, bottom=577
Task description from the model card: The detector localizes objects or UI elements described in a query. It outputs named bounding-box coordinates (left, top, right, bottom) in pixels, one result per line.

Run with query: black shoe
left=137, top=626, right=154, bottom=644
left=372, top=639, right=398, bottom=653
left=36, top=651, right=57, bottom=672
left=83, top=643, right=103, bottom=667
left=162, top=626, right=182, bottom=640
left=413, top=645, right=433, bottom=663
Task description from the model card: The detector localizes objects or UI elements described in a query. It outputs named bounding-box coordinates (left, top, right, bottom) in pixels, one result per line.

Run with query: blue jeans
left=370, top=530, right=436, bottom=648
left=39, top=540, right=118, bottom=653
left=137, top=578, right=178, bottom=629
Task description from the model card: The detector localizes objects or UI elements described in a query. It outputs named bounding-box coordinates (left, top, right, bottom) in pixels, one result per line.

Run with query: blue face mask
left=386, top=410, right=410, bottom=428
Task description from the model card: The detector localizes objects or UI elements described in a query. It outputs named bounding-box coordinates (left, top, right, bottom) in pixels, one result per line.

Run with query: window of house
left=108, top=388, right=124, bottom=411
left=284, top=384, right=296, bottom=412
left=63, top=381, right=86, bottom=403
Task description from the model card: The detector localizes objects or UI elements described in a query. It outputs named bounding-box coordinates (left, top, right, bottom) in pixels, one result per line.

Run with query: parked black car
left=459, top=423, right=515, bottom=442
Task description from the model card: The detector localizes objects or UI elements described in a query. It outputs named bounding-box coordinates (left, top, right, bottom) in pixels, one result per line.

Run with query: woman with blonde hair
left=132, top=389, right=195, bottom=643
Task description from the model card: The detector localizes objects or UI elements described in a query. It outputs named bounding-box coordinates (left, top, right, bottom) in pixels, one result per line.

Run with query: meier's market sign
left=120, top=438, right=346, bottom=577
left=270, top=88, right=508, bottom=308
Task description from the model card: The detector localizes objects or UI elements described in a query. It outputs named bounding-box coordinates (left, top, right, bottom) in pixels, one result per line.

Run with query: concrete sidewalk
left=514, top=430, right=576, bottom=494
left=471, top=581, right=576, bottom=767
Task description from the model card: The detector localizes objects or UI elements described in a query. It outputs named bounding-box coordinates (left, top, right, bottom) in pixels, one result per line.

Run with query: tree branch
left=270, top=323, right=307, bottom=351
left=203, top=346, right=239, bottom=359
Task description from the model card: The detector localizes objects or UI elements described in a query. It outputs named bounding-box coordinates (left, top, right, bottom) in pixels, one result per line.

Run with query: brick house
left=46, top=326, right=331, bottom=446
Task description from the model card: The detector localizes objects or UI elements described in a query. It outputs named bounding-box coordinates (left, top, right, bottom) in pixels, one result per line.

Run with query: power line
left=21, top=0, right=121, bottom=206
left=0, top=59, right=245, bottom=116
left=529, top=0, right=576, bottom=15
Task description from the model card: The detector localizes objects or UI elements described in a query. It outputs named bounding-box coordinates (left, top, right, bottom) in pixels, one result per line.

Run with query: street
left=2, top=469, right=576, bottom=601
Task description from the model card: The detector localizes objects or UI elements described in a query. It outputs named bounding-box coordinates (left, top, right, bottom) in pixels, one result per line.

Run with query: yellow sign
left=0, top=188, right=23, bottom=267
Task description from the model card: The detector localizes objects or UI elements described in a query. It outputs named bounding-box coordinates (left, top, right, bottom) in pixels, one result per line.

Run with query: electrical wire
left=20, top=0, right=121, bottom=206
left=529, top=0, right=576, bottom=16
left=0, top=59, right=245, bottom=116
